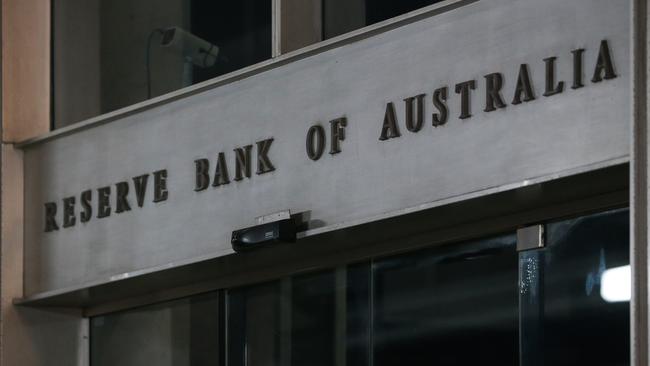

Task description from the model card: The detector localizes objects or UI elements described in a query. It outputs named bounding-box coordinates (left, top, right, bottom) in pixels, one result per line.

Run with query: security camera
left=160, top=26, right=219, bottom=68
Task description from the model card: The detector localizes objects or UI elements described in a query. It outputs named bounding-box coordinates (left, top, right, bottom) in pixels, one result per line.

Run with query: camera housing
left=231, top=218, right=296, bottom=252
left=160, top=26, right=219, bottom=68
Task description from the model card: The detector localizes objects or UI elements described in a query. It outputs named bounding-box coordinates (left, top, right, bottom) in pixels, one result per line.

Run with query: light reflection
left=600, top=265, right=631, bottom=303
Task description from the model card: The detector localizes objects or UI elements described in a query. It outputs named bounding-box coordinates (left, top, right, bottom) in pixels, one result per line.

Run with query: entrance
left=90, top=209, right=630, bottom=366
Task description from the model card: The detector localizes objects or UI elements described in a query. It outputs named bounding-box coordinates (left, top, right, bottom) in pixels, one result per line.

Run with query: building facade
left=0, top=0, right=648, bottom=365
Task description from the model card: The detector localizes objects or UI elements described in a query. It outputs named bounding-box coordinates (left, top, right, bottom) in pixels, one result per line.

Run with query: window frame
left=41, top=0, right=473, bottom=142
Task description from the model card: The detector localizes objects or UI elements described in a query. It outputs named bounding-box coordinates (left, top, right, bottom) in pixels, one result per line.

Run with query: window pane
left=53, top=0, right=271, bottom=128
left=227, top=264, right=371, bottom=366
left=227, top=281, right=283, bottom=366
left=522, top=209, right=630, bottom=366
left=372, top=235, right=519, bottom=366
left=291, top=271, right=337, bottom=366
left=90, top=292, right=220, bottom=366
left=89, top=210, right=629, bottom=366
left=323, top=0, right=446, bottom=39
left=346, top=263, right=372, bottom=366
left=292, top=265, right=372, bottom=366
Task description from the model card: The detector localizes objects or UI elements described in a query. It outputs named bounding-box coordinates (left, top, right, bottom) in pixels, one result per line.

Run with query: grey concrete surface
left=22, top=0, right=631, bottom=299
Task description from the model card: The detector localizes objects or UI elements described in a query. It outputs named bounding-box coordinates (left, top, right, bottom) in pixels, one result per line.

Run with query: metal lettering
left=543, top=56, right=564, bottom=97
left=432, top=87, right=448, bottom=126
left=132, top=174, right=149, bottom=207
left=233, top=146, right=253, bottom=181
left=256, top=138, right=276, bottom=174
left=306, top=125, right=326, bottom=161
left=80, top=190, right=92, bottom=223
left=44, top=202, right=59, bottom=232
left=591, top=40, right=617, bottom=82
left=40, top=38, right=623, bottom=234
left=213, top=152, right=231, bottom=186
left=571, top=48, right=585, bottom=89
left=379, top=102, right=401, bottom=140
left=195, top=159, right=210, bottom=191
left=97, top=186, right=111, bottom=219
left=62, top=197, right=76, bottom=228
left=512, top=64, right=536, bottom=105
left=115, top=182, right=131, bottom=213
left=329, top=118, right=347, bottom=154
left=455, top=80, right=476, bottom=119
left=153, top=170, right=169, bottom=202
left=484, top=73, right=507, bottom=112
left=404, top=94, right=425, bottom=132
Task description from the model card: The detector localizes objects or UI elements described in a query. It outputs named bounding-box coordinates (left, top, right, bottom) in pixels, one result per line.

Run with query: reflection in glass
left=323, top=0, right=447, bottom=39
left=90, top=292, right=220, bottom=366
left=538, top=209, right=630, bottom=366
left=291, top=271, right=337, bottom=366
left=53, top=0, right=271, bottom=128
left=372, top=235, right=519, bottom=366
left=227, top=265, right=372, bottom=366
left=89, top=209, right=631, bottom=366
left=227, top=281, right=283, bottom=366
left=600, top=265, right=631, bottom=303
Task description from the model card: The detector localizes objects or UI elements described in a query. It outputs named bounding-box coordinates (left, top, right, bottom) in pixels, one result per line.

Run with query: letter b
left=195, top=159, right=210, bottom=192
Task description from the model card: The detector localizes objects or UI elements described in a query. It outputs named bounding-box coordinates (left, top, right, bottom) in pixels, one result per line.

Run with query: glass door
left=520, top=209, right=630, bottom=366
left=90, top=208, right=630, bottom=366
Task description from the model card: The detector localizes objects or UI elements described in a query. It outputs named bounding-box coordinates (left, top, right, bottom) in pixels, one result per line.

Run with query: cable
left=146, top=28, right=165, bottom=99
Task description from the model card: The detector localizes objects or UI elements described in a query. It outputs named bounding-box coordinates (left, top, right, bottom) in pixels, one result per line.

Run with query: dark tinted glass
left=520, top=209, right=630, bottom=366
left=53, top=0, right=271, bottom=128
left=227, top=281, right=283, bottom=366
left=90, top=292, right=220, bottom=366
left=365, top=0, right=447, bottom=24
left=346, top=263, right=372, bottom=366
left=291, top=271, right=337, bottom=366
left=90, top=209, right=630, bottom=366
left=227, top=265, right=372, bottom=366
left=372, top=235, right=519, bottom=366
left=323, top=0, right=446, bottom=39
left=293, top=265, right=373, bottom=366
